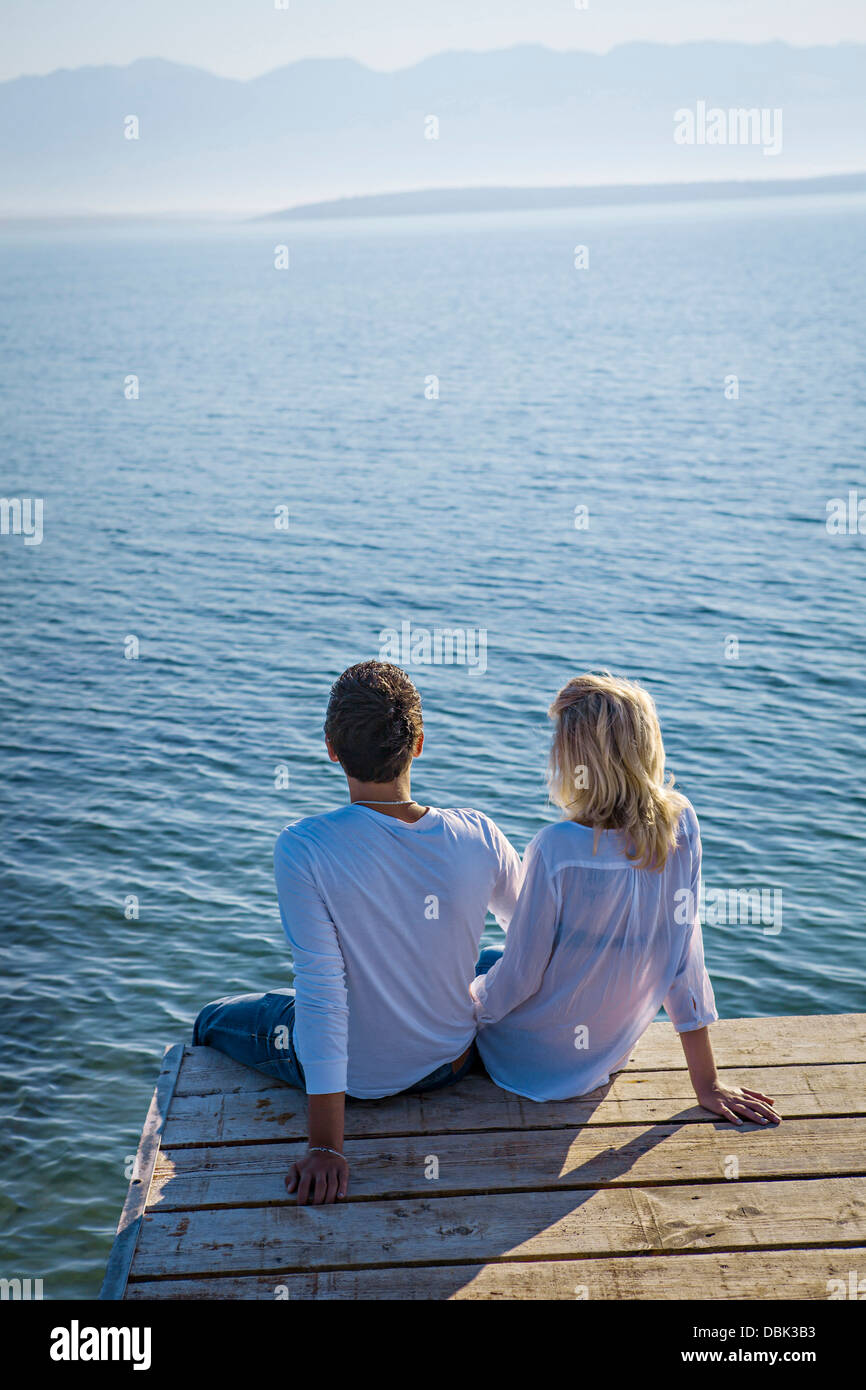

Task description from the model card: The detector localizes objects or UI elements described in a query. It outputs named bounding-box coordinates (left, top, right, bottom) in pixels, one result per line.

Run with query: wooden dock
left=102, top=1013, right=866, bottom=1300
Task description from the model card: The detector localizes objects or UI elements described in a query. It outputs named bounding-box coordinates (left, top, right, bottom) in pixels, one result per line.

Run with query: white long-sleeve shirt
left=274, top=804, right=522, bottom=1097
left=470, top=803, right=717, bottom=1101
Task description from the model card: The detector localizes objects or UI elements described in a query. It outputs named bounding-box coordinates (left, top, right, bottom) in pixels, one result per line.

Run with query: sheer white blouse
left=471, top=803, right=718, bottom=1101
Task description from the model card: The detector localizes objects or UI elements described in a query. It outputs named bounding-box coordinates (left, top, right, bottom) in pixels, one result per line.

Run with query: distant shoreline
left=258, top=172, right=866, bottom=222
left=1, top=173, right=863, bottom=226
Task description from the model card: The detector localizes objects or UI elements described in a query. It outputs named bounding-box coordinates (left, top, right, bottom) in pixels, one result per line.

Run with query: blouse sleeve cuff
left=674, top=1009, right=719, bottom=1035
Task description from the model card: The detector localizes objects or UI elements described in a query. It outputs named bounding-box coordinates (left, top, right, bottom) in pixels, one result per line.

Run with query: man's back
left=275, top=803, right=520, bottom=1097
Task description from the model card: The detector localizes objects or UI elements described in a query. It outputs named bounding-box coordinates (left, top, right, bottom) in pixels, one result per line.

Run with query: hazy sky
left=3, top=0, right=865, bottom=82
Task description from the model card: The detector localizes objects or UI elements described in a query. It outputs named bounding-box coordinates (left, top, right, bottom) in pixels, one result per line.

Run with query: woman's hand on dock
left=680, top=1029, right=781, bottom=1126
left=696, top=1083, right=782, bottom=1126
left=286, top=1150, right=350, bottom=1205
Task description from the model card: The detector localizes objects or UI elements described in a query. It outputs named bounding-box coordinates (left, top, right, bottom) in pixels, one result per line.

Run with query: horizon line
left=3, top=170, right=865, bottom=225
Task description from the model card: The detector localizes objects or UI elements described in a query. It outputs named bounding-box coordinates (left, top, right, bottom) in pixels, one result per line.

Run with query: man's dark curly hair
left=324, top=661, right=423, bottom=783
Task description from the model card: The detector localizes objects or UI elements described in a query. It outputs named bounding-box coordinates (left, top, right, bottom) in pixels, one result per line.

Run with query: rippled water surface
left=1, top=196, right=864, bottom=1296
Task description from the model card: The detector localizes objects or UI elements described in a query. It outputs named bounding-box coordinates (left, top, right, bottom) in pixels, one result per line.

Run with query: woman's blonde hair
left=548, top=672, right=688, bottom=871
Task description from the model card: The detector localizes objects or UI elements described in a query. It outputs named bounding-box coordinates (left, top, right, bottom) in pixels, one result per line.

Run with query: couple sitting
left=194, top=661, right=779, bottom=1205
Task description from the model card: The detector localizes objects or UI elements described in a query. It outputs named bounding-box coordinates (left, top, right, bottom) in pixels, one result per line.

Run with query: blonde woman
left=471, top=673, right=781, bottom=1123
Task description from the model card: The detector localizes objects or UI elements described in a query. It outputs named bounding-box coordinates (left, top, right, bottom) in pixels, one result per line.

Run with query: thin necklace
left=355, top=799, right=415, bottom=805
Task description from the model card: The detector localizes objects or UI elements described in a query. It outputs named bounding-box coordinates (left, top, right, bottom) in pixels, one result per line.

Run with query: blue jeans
left=193, top=943, right=504, bottom=1097
left=475, top=946, right=503, bottom=977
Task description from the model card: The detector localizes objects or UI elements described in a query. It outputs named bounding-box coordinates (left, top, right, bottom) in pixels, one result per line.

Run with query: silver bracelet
left=308, top=1145, right=344, bottom=1159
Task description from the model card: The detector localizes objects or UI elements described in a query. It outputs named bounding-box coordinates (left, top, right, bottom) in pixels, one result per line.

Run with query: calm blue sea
left=1, top=194, right=864, bottom=1297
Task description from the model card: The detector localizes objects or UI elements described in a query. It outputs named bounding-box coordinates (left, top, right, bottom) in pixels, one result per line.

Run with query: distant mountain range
left=1, top=42, right=864, bottom=216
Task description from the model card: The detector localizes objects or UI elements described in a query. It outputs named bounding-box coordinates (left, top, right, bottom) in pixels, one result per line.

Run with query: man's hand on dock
left=286, top=1150, right=350, bottom=1204
left=285, top=1091, right=350, bottom=1203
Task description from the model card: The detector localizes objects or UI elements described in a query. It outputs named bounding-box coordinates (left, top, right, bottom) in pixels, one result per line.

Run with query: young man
left=193, top=661, right=521, bottom=1205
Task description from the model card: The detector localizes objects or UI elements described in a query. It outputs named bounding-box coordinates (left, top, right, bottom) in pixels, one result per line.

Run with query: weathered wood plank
left=629, top=1014, right=866, bottom=1070
left=161, top=1063, right=866, bottom=1146
left=148, top=1117, right=866, bottom=1210
left=99, top=1043, right=185, bottom=1301
left=132, top=1175, right=866, bottom=1276
left=174, top=1015, right=866, bottom=1096
left=126, top=1246, right=866, bottom=1300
